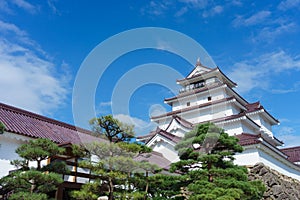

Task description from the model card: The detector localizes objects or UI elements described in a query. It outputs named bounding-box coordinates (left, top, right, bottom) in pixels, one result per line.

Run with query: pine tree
left=0, top=138, right=65, bottom=200
left=72, top=115, right=159, bottom=200
left=171, top=123, right=265, bottom=200
left=89, top=115, right=135, bottom=142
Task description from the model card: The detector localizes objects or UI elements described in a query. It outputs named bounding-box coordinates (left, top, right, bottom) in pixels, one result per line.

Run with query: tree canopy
left=0, top=138, right=65, bottom=200
left=170, top=123, right=265, bottom=200
left=89, top=115, right=135, bottom=142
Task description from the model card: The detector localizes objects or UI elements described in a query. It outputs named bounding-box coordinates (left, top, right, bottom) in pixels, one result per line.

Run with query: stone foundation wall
left=248, top=163, right=300, bottom=200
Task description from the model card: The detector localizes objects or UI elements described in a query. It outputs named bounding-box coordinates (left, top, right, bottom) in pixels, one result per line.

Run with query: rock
left=271, top=185, right=282, bottom=196
left=249, top=163, right=300, bottom=200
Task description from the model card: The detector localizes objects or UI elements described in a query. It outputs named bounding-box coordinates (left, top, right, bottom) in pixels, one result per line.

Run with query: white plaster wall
left=235, top=146, right=300, bottom=181
left=258, top=150, right=300, bottom=180
left=172, top=87, right=227, bottom=111
left=152, top=142, right=179, bottom=163
left=0, top=133, right=27, bottom=178
left=248, top=113, right=272, bottom=135
left=234, top=148, right=260, bottom=166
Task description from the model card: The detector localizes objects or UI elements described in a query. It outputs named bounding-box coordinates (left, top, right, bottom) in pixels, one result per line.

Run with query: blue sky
left=0, top=0, right=300, bottom=147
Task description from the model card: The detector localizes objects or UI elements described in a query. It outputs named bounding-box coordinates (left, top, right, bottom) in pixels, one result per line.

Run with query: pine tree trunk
left=108, top=177, right=114, bottom=200
left=144, top=171, right=149, bottom=200
left=37, top=160, right=41, bottom=170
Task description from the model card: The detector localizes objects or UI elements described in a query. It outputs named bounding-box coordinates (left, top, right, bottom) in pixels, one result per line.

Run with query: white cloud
left=233, top=10, right=271, bottom=27
left=228, top=51, right=300, bottom=94
left=0, top=21, right=69, bottom=115
left=47, top=0, right=60, bottom=15
left=202, top=5, right=223, bottom=18
left=0, top=20, right=26, bottom=36
left=178, top=0, right=208, bottom=9
left=114, top=114, right=156, bottom=136
left=275, top=126, right=300, bottom=147
left=11, top=0, right=38, bottom=14
left=278, top=0, right=300, bottom=11
left=0, top=1, right=13, bottom=14
left=271, top=81, right=300, bottom=94
left=140, top=1, right=171, bottom=16
left=175, top=6, right=188, bottom=17
left=0, top=20, right=47, bottom=56
left=254, top=22, right=296, bottom=42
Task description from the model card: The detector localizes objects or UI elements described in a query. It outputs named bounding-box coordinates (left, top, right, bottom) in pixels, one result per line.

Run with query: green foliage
left=0, top=138, right=65, bottom=199
left=71, top=182, right=100, bottom=200
left=0, top=121, right=5, bottom=134
left=171, top=123, right=265, bottom=200
left=72, top=144, right=91, bottom=158
left=89, top=115, right=135, bottom=142
left=8, top=192, right=48, bottom=200
left=1, top=170, right=63, bottom=197
left=14, top=138, right=65, bottom=170
left=73, top=141, right=161, bottom=200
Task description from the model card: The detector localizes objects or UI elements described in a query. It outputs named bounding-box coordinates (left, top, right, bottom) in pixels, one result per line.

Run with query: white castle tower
left=138, top=59, right=300, bottom=180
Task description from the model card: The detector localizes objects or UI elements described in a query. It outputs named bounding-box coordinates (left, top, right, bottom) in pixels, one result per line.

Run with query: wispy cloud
left=47, top=0, right=60, bottom=15
left=178, top=0, right=208, bottom=9
left=11, top=0, right=38, bottom=14
left=0, top=21, right=69, bottom=115
left=140, top=1, right=172, bottom=17
left=0, top=1, right=13, bottom=14
left=233, top=10, right=271, bottom=27
left=253, top=21, right=296, bottom=43
left=278, top=0, right=300, bottom=11
left=202, top=5, right=223, bottom=18
left=228, top=51, right=300, bottom=94
left=0, top=20, right=47, bottom=56
left=271, top=81, right=300, bottom=94
left=174, top=6, right=188, bottom=17
left=140, top=0, right=223, bottom=19
left=275, top=126, right=300, bottom=147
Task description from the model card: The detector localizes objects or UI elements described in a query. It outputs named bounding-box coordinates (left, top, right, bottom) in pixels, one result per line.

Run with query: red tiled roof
left=146, top=127, right=182, bottom=144
left=235, top=133, right=261, bottom=146
left=0, top=102, right=103, bottom=144
left=246, top=102, right=261, bottom=112
left=246, top=102, right=279, bottom=124
left=281, top=146, right=300, bottom=163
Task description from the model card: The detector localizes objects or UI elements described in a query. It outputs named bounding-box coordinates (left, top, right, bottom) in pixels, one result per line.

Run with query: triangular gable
left=186, top=58, right=212, bottom=78
left=187, top=66, right=211, bottom=79
left=165, top=115, right=192, bottom=137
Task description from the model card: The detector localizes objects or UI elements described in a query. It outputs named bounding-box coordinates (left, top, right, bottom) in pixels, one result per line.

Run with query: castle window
left=208, top=96, right=212, bottom=101
left=187, top=102, right=190, bottom=106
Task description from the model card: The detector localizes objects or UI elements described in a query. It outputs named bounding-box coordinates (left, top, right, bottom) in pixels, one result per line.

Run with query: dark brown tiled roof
left=165, top=115, right=193, bottom=129
left=246, top=102, right=261, bottom=112
left=146, top=127, right=182, bottom=144
left=235, top=133, right=261, bottom=146
left=281, top=146, right=300, bottom=163
left=0, top=102, right=103, bottom=144
left=246, top=102, right=279, bottom=124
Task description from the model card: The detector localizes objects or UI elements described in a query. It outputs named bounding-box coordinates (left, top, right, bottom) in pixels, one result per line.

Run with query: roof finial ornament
left=196, top=57, right=201, bottom=66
